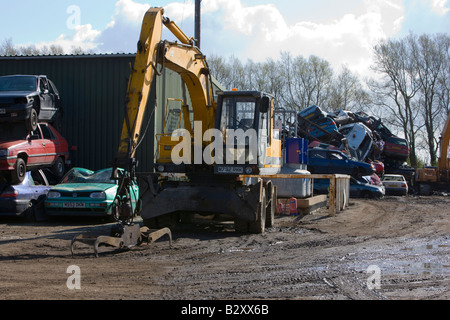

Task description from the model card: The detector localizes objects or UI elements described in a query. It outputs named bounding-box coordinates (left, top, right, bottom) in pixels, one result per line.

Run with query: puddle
left=227, top=248, right=255, bottom=253
left=350, top=238, right=450, bottom=276
left=393, top=261, right=449, bottom=275
left=400, top=244, right=449, bottom=252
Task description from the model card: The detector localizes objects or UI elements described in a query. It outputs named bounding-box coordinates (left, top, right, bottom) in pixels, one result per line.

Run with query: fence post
left=329, top=175, right=336, bottom=217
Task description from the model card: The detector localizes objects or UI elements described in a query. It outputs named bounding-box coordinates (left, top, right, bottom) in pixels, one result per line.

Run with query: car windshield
left=383, top=176, right=404, bottom=182
left=62, top=168, right=117, bottom=184
left=0, top=76, right=37, bottom=92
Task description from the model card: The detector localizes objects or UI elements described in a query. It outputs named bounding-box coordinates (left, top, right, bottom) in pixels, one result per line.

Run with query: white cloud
left=193, top=0, right=404, bottom=78
left=114, top=0, right=150, bottom=24
left=164, top=0, right=196, bottom=21
left=32, top=24, right=101, bottom=53
left=428, top=0, right=450, bottom=15
left=20, top=0, right=446, bottom=79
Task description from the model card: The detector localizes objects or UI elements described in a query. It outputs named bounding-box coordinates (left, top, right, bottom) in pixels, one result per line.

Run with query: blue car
left=0, top=169, right=52, bottom=220
left=308, top=116, right=339, bottom=139
left=308, top=147, right=375, bottom=177
left=313, top=177, right=385, bottom=199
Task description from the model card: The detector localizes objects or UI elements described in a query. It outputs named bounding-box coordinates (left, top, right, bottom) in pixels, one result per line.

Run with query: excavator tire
left=234, top=188, right=267, bottom=234
left=265, top=183, right=276, bottom=228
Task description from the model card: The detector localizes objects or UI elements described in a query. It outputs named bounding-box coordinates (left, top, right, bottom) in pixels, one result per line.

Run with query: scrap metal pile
left=288, top=105, right=415, bottom=179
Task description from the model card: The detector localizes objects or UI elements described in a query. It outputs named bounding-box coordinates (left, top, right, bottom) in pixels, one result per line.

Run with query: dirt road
left=0, top=195, right=449, bottom=301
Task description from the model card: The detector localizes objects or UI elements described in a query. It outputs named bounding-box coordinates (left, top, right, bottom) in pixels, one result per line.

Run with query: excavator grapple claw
left=70, top=224, right=172, bottom=258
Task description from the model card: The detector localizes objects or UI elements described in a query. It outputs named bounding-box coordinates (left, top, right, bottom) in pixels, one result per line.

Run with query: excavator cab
left=213, top=90, right=281, bottom=176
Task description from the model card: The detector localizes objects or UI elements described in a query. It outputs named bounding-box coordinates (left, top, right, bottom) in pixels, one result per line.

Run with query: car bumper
left=384, top=187, right=408, bottom=195
left=44, top=200, right=112, bottom=217
left=0, top=104, right=32, bottom=122
left=0, top=157, right=16, bottom=171
left=0, top=199, right=29, bottom=216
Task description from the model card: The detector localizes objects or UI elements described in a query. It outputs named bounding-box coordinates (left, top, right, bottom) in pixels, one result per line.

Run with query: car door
left=38, top=77, right=54, bottom=121
left=328, top=151, right=347, bottom=174
left=27, top=127, right=47, bottom=167
left=48, top=80, right=61, bottom=111
left=308, top=149, right=330, bottom=173
left=38, top=124, right=57, bottom=164
left=30, top=170, right=51, bottom=200
left=349, top=178, right=360, bottom=197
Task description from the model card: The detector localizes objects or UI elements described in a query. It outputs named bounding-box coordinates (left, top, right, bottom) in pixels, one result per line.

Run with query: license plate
left=388, top=184, right=398, bottom=188
left=63, top=202, right=85, bottom=208
left=0, top=109, right=5, bottom=114
left=217, top=166, right=244, bottom=174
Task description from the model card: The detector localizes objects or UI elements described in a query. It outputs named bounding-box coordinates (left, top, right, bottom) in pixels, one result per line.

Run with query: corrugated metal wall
left=0, top=54, right=187, bottom=173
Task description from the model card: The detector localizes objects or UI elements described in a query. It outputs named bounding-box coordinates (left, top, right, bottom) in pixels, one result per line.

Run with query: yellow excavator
left=71, top=7, right=281, bottom=256
left=415, top=112, right=450, bottom=195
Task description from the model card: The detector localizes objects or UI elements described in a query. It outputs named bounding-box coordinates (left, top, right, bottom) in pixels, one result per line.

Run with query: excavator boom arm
left=115, top=7, right=164, bottom=167
left=115, top=7, right=215, bottom=168
left=438, top=112, right=450, bottom=171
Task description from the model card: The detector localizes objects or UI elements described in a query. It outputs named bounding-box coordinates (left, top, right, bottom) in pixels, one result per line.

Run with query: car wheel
left=11, top=158, right=26, bottom=184
left=51, top=157, right=65, bottom=179
left=26, top=108, right=38, bottom=132
left=24, top=202, right=36, bottom=222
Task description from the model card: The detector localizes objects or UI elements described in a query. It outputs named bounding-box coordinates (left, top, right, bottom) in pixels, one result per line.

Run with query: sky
left=0, top=0, right=449, bottom=79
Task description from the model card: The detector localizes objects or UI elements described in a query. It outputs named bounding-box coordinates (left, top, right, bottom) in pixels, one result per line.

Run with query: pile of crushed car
left=292, top=105, right=413, bottom=198
left=0, top=74, right=138, bottom=221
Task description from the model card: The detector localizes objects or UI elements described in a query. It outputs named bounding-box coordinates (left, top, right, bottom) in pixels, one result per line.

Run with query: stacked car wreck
left=292, top=105, right=414, bottom=186
left=0, top=75, right=69, bottom=219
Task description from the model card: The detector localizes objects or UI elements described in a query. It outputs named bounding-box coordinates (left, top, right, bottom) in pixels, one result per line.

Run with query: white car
left=339, top=123, right=374, bottom=161
left=382, top=174, right=408, bottom=196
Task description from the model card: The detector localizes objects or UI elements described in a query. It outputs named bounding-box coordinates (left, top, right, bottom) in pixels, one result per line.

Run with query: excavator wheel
left=265, top=183, right=276, bottom=228
left=234, top=187, right=267, bottom=234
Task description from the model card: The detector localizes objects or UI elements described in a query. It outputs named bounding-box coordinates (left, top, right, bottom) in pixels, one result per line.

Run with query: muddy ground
left=0, top=195, right=449, bottom=302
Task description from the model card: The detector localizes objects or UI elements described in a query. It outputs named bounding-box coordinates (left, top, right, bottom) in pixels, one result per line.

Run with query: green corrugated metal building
left=0, top=54, right=204, bottom=173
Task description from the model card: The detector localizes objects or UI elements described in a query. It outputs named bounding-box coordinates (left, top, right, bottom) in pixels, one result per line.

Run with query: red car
left=384, top=136, right=410, bottom=161
left=0, top=123, right=69, bottom=184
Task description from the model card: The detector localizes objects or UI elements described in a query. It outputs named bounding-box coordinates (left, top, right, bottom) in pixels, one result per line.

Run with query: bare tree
left=371, top=37, right=421, bottom=166
left=0, top=38, right=19, bottom=56
left=279, top=52, right=334, bottom=111
left=328, top=65, right=370, bottom=112
left=410, top=33, right=450, bottom=165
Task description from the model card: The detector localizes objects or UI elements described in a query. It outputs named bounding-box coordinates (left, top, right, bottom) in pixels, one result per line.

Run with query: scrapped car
left=382, top=174, right=408, bottom=196
left=308, top=116, right=339, bottom=139
left=308, top=141, right=344, bottom=152
left=0, top=123, right=69, bottom=184
left=0, top=169, right=52, bottom=220
left=384, top=136, right=410, bottom=161
left=308, top=147, right=375, bottom=177
left=339, top=123, right=374, bottom=161
left=313, top=177, right=385, bottom=199
left=0, top=75, right=62, bottom=131
left=298, top=105, right=326, bottom=122
left=45, top=167, right=140, bottom=219
left=369, top=160, right=385, bottom=177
